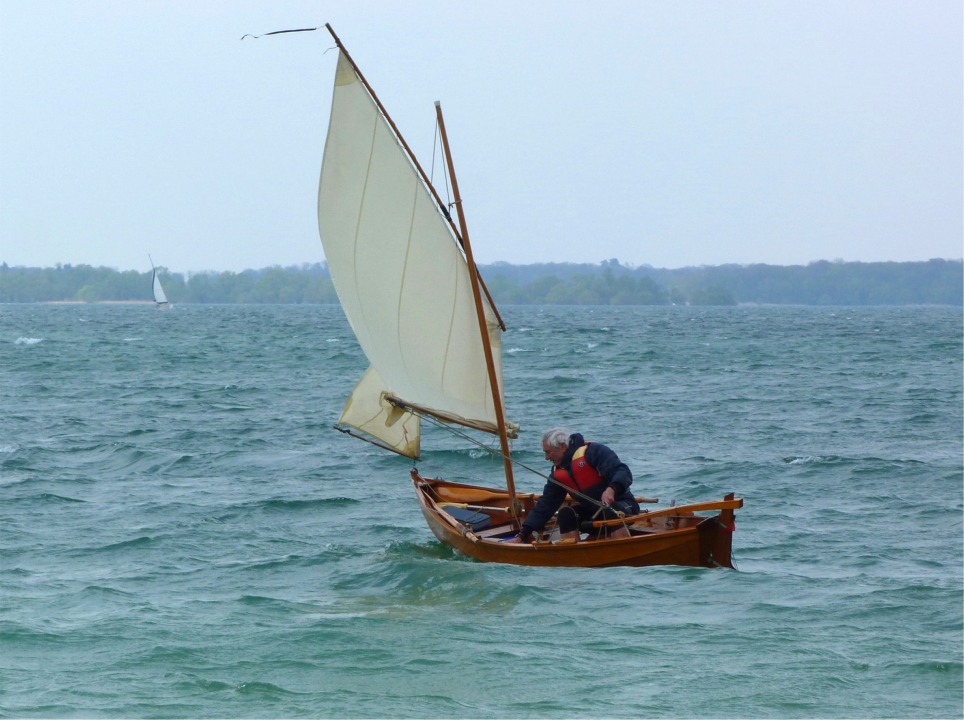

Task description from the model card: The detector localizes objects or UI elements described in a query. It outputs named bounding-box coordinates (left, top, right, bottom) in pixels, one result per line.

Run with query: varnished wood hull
left=412, top=470, right=740, bottom=569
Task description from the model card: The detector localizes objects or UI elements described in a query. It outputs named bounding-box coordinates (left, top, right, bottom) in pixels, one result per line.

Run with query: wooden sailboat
left=148, top=255, right=170, bottom=309
left=317, top=25, right=742, bottom=568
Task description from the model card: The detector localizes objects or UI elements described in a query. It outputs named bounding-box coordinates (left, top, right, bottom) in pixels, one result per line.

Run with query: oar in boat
left=589, top=497, right=744, bottom=528
left=438, top=501, right=511, bottom=513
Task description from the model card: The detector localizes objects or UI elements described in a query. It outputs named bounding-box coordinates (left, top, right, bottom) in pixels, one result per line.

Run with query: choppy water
left=2, top=303, right=961, bottom=719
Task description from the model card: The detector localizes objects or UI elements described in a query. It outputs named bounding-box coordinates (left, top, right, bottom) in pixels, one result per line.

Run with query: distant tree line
left=0, top=263, right=338, bottom=304
left=483, top=258, right=963, bottom=306
left=0, top=259, right=960, bottom=306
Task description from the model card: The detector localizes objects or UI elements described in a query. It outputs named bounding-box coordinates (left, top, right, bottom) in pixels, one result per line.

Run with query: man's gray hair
left=542, top=427, right=570, bottom=448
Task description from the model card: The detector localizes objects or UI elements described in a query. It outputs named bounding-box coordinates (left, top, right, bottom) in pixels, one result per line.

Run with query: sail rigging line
left=334, top=424, right=417, bottom=458
left=414, top=407, right=617, bottom=516
left=322, top=24, right=506, bottom=333
left=588, top=503, right=632, bottom=537
left=431, top=119, right=455, bottom=220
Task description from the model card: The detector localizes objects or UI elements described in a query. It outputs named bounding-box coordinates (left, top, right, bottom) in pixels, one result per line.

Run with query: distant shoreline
left=5, top=260, right=961, bottom=306
left=42, top=300, right=155, bottom=305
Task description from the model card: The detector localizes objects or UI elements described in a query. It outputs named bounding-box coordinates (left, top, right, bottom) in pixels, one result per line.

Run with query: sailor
left=505, top=427, right=640, bottom=543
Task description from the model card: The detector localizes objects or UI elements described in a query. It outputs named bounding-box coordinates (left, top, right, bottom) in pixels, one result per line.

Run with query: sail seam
left=350, top=100, right=380, bottom=355
left=397, top=178, right=420, bottom=393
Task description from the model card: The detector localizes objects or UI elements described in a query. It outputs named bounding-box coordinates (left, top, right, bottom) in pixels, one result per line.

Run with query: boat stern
left=702, top=492, right=740, bottom=568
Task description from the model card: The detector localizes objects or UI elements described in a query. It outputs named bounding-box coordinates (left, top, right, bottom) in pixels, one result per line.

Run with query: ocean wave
left=782, top=455, right=843, bottom=465
left=79, top=584, right=138, bottom=598
left=35, top=492, right=87, bottom=503
left=254, top=496, right=360, bottom=512
left=234, top=681, right=303, bottom=698
left=71, top=536, right=155, bottom=554
left=882, top=659, right=964, bottom=675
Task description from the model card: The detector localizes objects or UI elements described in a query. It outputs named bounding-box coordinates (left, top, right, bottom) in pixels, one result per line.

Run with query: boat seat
left=475, top=523, right=517, bottom=539
left=443, top=506, right=491, bottom=532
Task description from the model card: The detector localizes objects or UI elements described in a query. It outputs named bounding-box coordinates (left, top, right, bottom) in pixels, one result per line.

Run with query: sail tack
left=318, top=51, right=510, bottom=457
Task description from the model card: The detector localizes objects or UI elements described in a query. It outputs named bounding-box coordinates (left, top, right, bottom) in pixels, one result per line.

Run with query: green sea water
left=2, top=303, right=962, bottom=718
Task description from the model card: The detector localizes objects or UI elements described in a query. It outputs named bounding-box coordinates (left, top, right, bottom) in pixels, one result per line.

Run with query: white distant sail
left=317, top=51, right=511, bottom=458
left=149, top=255, right=169, bottom=307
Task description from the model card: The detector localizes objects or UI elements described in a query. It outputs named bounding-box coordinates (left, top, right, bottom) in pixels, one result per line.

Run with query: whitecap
left=14, top=337, right=42, bottom=345
left=784, top=455, right=838, bottom=465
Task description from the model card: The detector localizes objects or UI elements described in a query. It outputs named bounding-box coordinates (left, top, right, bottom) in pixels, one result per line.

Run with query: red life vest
left=551, top=444, right=603, bottom=493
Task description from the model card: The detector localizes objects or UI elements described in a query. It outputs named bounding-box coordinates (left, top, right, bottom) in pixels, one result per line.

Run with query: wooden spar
left=434, top=100, right=520, bottom=521
left=385, top=394, right=515, bottom=437
left=323, top=24, right=505, bottom=331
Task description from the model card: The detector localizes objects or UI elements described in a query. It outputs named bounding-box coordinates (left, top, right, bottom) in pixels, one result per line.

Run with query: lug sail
left=318, top=50, right=512, bottom=458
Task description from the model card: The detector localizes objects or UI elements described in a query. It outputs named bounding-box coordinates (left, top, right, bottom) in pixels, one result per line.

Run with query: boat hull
left=412, top=471, right=739, bottom=569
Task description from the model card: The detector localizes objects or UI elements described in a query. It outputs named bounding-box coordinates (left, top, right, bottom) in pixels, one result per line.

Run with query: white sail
left=149, top=255, right=169, bottom=306
left=339, top=366, right=420, bottom=457
left=152, top=270, right=168, bottom=305
left=317, top=51, right=510, bottom=457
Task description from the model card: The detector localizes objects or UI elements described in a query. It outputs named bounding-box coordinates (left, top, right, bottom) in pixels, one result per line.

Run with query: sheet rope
left=414, top=411, right=623, bottom=519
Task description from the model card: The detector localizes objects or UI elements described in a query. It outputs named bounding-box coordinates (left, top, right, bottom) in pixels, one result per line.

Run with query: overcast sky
left=1, top=0, right=961, bottom=274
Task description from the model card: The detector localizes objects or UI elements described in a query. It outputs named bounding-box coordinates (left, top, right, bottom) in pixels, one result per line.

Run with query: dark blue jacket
left=520, top=442, right=634, bottom=538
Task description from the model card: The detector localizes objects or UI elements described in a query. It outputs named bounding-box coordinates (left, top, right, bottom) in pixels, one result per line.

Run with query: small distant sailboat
left=148, top=255, right=171, bottom=309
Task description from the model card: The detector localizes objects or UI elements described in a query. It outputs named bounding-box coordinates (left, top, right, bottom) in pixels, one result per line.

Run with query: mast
left=434, top=101, right=520, bottom=519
